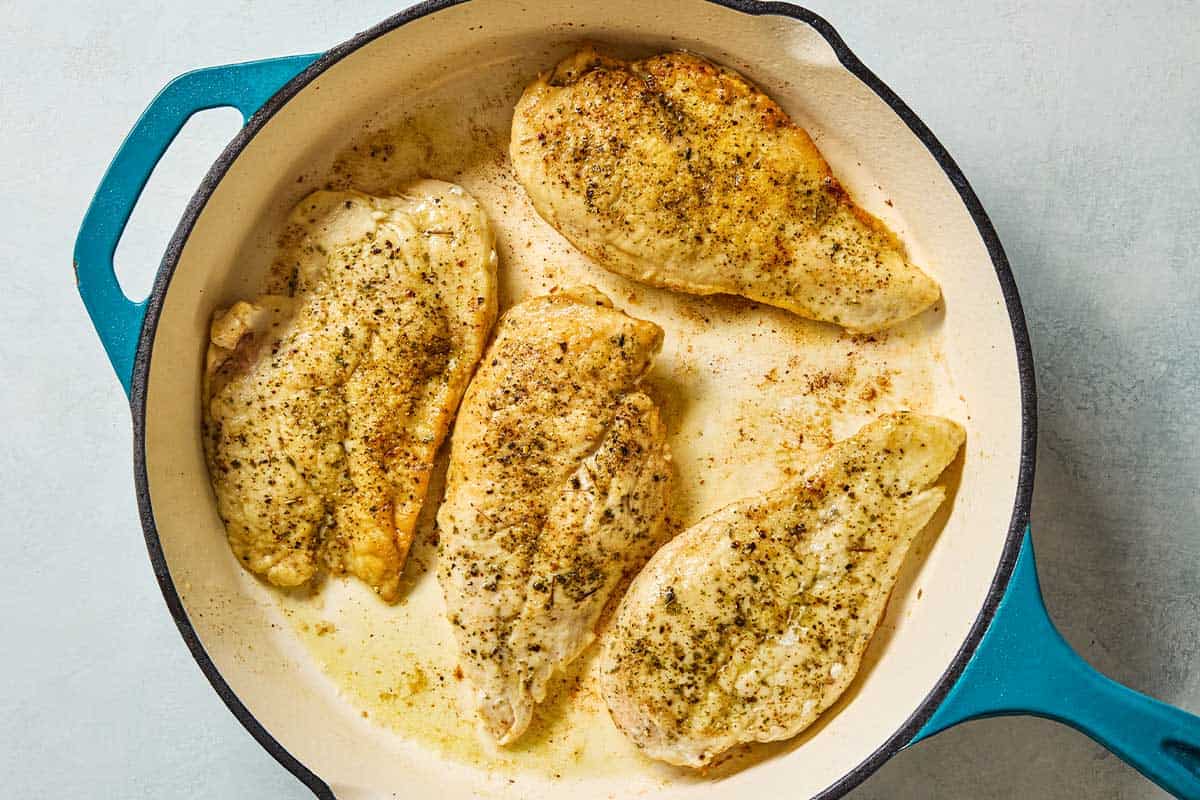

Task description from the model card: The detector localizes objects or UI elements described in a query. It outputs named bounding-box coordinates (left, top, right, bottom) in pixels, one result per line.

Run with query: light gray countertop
left=2, top=1, right=1196, bottom=797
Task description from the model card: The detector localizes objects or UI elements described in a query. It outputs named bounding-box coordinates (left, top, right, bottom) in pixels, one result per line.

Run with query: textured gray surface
left=1, top=1, right=1196, bottom=797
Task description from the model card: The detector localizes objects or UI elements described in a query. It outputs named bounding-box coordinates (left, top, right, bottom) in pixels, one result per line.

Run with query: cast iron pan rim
left=127, top=1, right=1037, bottom=798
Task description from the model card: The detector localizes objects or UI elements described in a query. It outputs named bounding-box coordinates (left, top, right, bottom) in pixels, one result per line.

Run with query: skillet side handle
left=73, top=54, right=320, bottom=397
left=911, top=527, right=1200, bottom=799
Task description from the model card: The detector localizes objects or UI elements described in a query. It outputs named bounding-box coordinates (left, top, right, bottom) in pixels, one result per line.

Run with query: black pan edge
left=127, top=2, right=1037, bottom=798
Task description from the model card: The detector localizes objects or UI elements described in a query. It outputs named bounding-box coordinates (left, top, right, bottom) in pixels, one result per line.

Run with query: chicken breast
left=437, top=286, right=671, bottom=744
left=203, top=181, right=497, bottom=602
left=600, top=412, right=964, bottom=766
left=511, top=48, right=940, bottom=333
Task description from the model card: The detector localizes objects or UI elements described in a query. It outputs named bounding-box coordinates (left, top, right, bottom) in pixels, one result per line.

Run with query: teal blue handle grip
left=74, top=54, right=319, bottom=396
left=913, top=528, right=1200, bottom=798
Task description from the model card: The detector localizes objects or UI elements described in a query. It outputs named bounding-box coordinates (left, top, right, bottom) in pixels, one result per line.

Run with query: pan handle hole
left=112, top=107, right=243, bottom=300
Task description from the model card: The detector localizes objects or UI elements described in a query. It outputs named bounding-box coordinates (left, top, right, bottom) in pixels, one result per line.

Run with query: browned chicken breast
left=600, top=412, right=964, bottom=766
left=437, top=287, right=671, bottom=744
left=511, top=48, right=941, bottom=333
left=204, top=181, right=497, bottom=602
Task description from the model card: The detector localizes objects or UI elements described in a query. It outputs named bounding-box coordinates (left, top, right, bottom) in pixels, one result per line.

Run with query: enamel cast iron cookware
left=75, top=1, right=1200, bottom=797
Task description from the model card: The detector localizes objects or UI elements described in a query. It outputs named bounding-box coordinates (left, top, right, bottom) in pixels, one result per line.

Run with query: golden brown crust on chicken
left=203, top=181, right=497, bottom=602
left=600, top=412, right=964, bottom=766
left=511, top=48, right=940, bottom=333
left=437, top=286, right=671, bottom=743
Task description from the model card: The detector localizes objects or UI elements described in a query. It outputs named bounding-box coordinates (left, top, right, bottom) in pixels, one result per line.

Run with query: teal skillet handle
left=911, top=527, right=1200, bottom=798
left=74, top=54, right=320, bottom=397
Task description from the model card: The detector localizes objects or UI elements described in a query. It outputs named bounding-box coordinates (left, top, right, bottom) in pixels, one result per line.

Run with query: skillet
left=75, top=1, right=1200, bottom=796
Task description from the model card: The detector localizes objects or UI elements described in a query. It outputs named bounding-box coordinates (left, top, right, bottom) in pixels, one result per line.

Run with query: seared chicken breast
left=437, top=287, right=671, bottom=744
left=204, top=182, right=497, bottom=602
left=600, top=412, right=964, bottom=766
left=511, top=48, right=940, bottom=333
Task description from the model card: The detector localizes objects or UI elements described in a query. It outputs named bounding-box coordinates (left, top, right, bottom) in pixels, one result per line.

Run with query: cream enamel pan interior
left=135, top=2, right=1030, bottom=798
